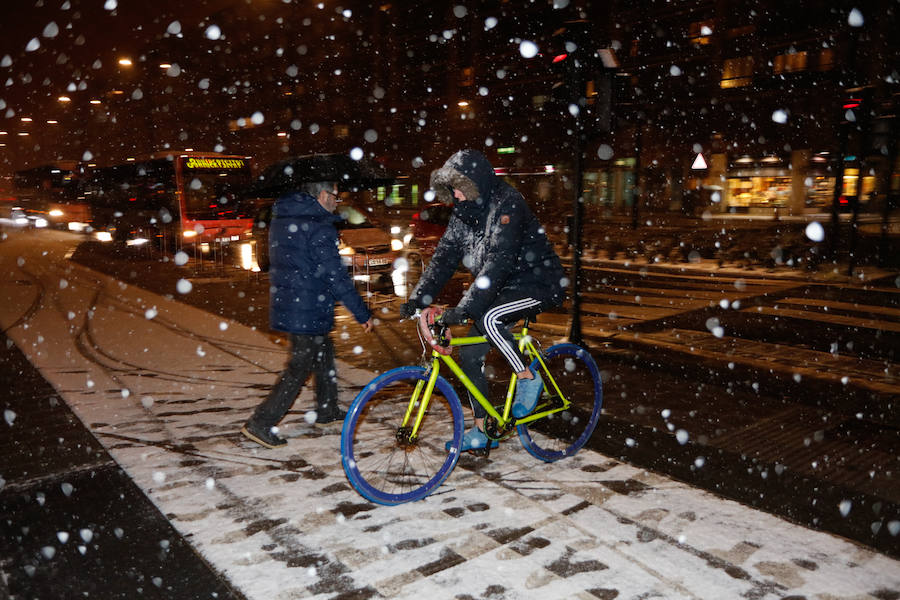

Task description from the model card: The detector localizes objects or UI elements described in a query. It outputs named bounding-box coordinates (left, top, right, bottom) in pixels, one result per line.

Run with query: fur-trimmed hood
left=429, top=149, right=496, bottom=205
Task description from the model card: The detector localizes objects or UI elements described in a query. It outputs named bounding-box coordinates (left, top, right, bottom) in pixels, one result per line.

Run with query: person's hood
left=273, top=191, right=340, bottom=223
left=429, top=149, right=497, bottom=206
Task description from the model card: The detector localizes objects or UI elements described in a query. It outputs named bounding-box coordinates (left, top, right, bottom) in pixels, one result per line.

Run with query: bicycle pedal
left=470, top=447, right=491, bottom=458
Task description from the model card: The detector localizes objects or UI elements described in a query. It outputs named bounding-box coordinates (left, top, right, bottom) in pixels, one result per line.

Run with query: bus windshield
left=182, top=165, right=254, bottom=221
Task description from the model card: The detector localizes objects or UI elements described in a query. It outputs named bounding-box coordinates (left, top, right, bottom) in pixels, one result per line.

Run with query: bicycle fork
left=396, top=368, right=440, bottom=446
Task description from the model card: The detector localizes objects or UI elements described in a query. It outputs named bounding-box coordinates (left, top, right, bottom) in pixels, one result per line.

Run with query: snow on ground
left=2, top=230, right=898, bottom=599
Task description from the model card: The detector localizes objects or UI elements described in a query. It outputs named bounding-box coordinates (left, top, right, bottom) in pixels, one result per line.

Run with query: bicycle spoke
left=342, top=368, right=464, bottom=504
left=517, top=344, right=603, bottom=462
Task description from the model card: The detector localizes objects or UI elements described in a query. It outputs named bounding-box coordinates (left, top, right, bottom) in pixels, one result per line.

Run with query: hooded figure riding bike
left=400, top=149, right=567, bottom=452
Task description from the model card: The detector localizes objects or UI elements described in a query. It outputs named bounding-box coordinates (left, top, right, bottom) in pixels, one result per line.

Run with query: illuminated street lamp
left=118, top=57, right=133, bottom=67
left=58, top=96, right=71, bottom=103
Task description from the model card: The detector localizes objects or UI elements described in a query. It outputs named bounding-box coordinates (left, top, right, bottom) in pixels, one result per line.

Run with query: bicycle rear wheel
left=341, top=367, right=465, bottom=505
left=517, top=343, right=603, bottom=462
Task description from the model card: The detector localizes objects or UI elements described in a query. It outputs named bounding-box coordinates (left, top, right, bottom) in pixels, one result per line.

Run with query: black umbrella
left=247, top=154, right=395, bottom=197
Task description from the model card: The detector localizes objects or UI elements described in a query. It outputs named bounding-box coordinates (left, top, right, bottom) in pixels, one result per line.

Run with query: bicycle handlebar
left=417, top=307, right=453, bottom=356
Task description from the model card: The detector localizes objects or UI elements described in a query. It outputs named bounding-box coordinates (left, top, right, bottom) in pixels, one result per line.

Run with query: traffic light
left=548, top=22, right=591, bottom=106
left=547, top=20, right=617, bottom=133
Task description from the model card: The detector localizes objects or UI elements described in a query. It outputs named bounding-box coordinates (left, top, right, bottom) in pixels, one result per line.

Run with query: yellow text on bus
left=185, top=158, right=246, bottom=169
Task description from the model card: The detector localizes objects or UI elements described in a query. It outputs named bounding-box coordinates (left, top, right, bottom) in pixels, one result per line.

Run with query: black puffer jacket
left=408, top=149, right=565, bottom=317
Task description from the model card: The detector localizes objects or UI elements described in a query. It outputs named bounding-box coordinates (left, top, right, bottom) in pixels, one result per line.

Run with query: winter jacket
left=268, top=191, right=371, bottom=335
left=409, top=149, right=566, bottom=318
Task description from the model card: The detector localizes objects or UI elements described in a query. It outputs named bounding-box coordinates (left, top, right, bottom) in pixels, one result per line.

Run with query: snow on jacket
left=408, top=149, right=566, bottom=317
left=268, top=191, right=371, bottom=335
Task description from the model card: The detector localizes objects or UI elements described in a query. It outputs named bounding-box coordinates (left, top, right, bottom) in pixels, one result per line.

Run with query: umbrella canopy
left=247, top=154, right=395, bottom=198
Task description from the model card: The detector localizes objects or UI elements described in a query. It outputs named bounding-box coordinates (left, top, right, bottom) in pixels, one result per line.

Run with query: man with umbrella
left=241, top=174, right=374, bottom=449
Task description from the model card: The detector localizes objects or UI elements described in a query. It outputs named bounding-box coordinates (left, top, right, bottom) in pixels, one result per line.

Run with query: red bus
left=83, top=152, right=254, bottom=256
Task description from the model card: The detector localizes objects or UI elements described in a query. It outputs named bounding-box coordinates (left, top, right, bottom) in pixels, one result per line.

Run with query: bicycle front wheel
left=341, top=367, right=465, bottom=505
left=517, top=343, right=603, bottom=462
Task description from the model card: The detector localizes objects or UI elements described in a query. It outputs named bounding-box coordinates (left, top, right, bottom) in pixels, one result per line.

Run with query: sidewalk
left=1, top=290, right=899, bottom=599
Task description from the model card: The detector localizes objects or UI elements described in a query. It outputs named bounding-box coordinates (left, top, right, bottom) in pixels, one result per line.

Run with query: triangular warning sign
left=691, top=153, right=708, bottom=170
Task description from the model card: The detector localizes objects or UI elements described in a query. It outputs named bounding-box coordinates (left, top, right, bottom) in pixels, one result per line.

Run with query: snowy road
left=1, top=228, right=898, bottom=599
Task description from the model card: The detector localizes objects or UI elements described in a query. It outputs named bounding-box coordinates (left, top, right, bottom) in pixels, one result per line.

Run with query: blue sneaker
left=512, top=370, right=543, bottom=418
left=445, top=427, right=499, bottom=453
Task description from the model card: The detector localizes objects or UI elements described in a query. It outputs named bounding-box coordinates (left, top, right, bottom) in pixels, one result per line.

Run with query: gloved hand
left=440, top=307, right=467, bottom=325
left=398, top=300, right=418, bottom=319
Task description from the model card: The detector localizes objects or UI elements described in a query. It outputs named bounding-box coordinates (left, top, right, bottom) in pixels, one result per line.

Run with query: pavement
left=1, top=223, right=899, bottom=599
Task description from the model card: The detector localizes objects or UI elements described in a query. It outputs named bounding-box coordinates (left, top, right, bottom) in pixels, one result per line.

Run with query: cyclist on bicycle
left=399, top=149, right=566, bottom=452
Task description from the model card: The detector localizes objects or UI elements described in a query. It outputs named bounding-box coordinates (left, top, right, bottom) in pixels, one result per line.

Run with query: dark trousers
left=250, top=333, right=338, bottom=428
left=458, top=290, right=552, bottom=420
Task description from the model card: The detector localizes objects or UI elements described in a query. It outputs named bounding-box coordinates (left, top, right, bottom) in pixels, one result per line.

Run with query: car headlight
left=339, top=246, right=356, bottom=256
left=390, top=239, right=405, bottom=251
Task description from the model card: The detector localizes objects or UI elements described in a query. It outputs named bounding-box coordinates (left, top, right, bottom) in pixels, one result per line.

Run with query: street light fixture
left=58, top=96, right=71, bottom=103
left=118, top=58, right=133, bottom=67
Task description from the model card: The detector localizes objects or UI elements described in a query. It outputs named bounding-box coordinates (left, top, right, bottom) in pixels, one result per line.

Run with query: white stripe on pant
left=480, top=297, right=542, bottom=373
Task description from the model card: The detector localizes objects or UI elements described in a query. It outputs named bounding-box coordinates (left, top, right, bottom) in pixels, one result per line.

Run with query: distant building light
left=17, top=132, right=29, bottom=136
left=20, top=117, right=33, bottom=122
left=277, top=132, right=288, bottom=137
left=0, top=131, right=7, bottom=135
left=457, top=100, right=470, bottom=107
left=90, top=99, right=101, bottom=105
left=159, top=63, right=172, bottom=69
left=118, top=58, right=133, bottom=66
left=497, top=146, right=516, bottom=154
left=58, top=96, right=71, bottom=102
left=46, top=120, right=58, bottom=124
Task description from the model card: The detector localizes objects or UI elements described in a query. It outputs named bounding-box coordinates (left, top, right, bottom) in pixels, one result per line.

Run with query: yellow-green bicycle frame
left=400, top=323, right=572, bottom=442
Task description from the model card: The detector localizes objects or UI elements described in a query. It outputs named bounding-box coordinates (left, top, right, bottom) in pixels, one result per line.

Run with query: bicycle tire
left=517, top=343, right=603, bottom=462
left=341, top=366, right=465, bottom=505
